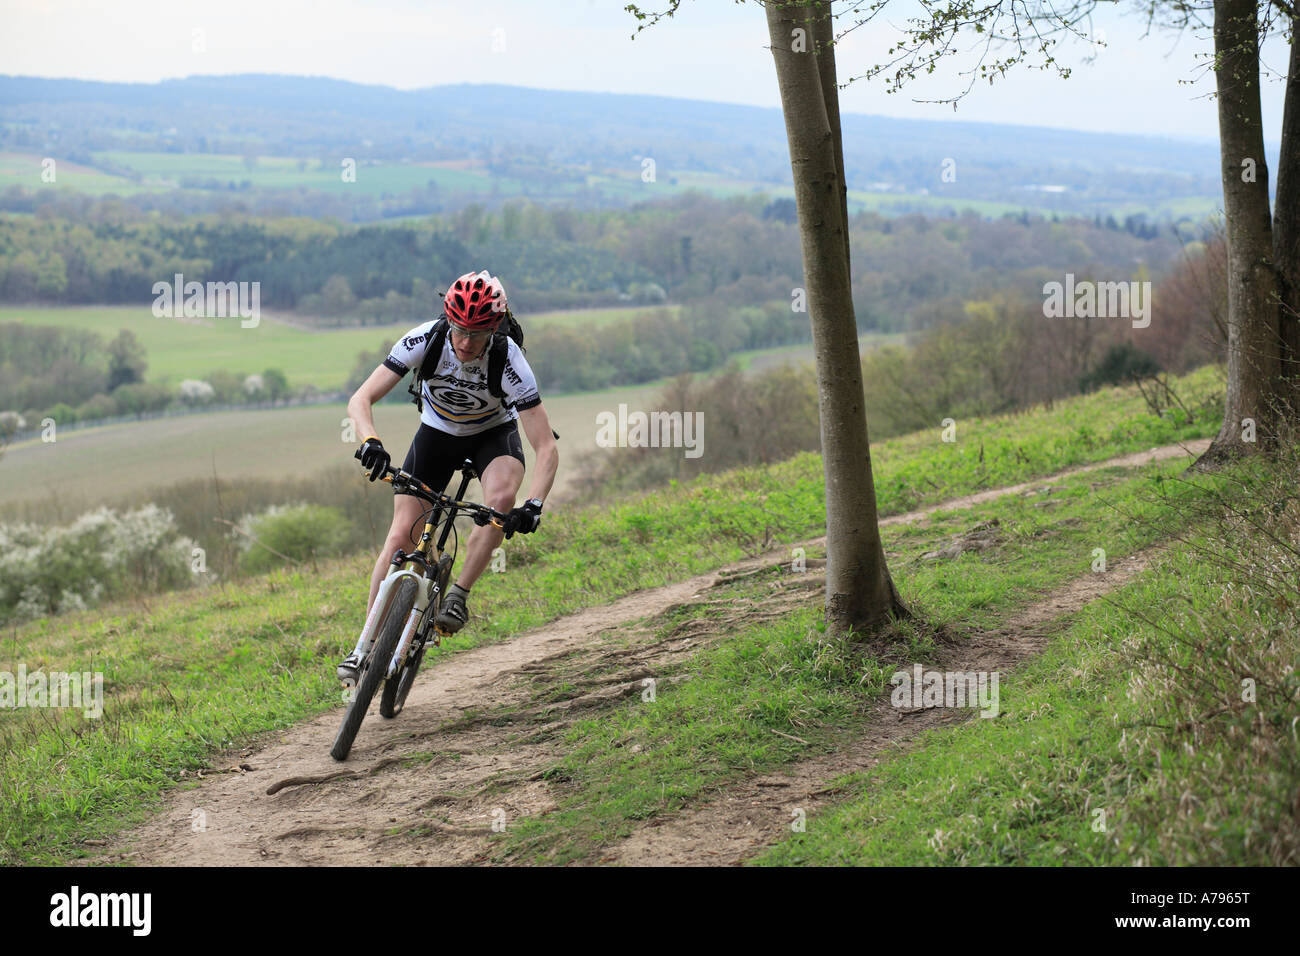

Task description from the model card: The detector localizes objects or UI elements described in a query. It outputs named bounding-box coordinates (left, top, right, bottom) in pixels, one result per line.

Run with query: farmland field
left=0, top=304, right=680, bottom=389
left=0, top=380, right=666, bottom=518
left=0, top=151, right=167, bottom=196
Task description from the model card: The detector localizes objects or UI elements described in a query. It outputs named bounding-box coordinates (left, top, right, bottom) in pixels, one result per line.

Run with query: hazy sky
left=2, top=0, right=1290, bottom=142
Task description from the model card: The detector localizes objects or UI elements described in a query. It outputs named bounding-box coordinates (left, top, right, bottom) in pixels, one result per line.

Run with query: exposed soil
left=595, top=546, right=1158, bottom=866
left=87, top=439, right=1207, bottom=866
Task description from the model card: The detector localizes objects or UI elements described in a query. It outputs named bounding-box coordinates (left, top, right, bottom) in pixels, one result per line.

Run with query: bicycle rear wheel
left=331, top=576, right=416, bottom=761
left=380, top=554, right=452, bottom=719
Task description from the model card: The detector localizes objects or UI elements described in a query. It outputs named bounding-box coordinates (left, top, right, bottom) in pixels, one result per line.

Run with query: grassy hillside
left=0, top=365, right=1229, bottom=863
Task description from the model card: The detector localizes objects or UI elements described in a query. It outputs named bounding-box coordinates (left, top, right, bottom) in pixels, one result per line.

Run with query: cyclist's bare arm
left=517, top=402, right=559, bottom=502
left=348, top=365, right=401, bottom=441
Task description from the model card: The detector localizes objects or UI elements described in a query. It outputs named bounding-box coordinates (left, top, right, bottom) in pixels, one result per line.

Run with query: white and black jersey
left=383, top=320, right=543, bottom=436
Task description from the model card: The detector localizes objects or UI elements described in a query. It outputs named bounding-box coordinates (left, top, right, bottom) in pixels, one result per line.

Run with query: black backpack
left=408, top=309, right=559, bottom=439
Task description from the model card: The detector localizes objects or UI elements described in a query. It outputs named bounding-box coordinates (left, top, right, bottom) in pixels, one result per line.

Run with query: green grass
left=0, top=382, right=669, bottom=516
left=491, top=457, right=1211, bottom=863
left=735, top=332, right=904, bottom=373
left=0, top=305, right=413, bottom=390
left=0, top=302, right=666, bottom=389
left=0, top=152, right=168, bottom=196
left=757, top=448, right=1300, bottom=867
left=1, top=149, right=1218, bottom=223
left=577, top=168, right=1042, bottom=218
left=0, top=365, right=1224, bottom=862
left=0, top=303, right=688, bottom=395
left=89, top=151, right=528, bottom=198
left=754, top=546, right=1282, bottom=865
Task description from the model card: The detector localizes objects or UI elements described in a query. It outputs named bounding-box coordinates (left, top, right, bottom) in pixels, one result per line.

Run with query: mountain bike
left=330, top=454, right=507, bottom=761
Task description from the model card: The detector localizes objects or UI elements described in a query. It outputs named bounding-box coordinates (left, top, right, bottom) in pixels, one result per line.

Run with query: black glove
left=358, top=437, right=390, bottom=482
left=503, top=499, right=543, bottom=537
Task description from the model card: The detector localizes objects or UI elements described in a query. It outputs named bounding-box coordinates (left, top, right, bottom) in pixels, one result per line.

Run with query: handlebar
left=354, top=447, right=509, bottom=531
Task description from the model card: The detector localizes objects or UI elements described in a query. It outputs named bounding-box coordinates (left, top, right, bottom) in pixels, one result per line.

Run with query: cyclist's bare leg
left=367, top=493, right=428, bottom=612
left=455, top=455, right=524, bottom=590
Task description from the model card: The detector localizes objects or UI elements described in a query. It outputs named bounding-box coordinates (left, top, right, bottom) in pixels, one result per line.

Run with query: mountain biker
left=338, top=270, right=559, bottom=684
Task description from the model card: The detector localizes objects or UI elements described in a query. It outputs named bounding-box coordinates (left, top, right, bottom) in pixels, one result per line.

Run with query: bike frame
left=351, top=460, right=488, bottom=681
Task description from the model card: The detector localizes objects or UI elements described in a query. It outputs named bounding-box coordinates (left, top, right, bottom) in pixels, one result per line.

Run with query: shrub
left=0, top=410, right=25, bottom=439
left=179, top=379, right=216, bottom=405
left=43, top=402, right=78, bottom=426
left=1079, top=342, right=1161, bottom=393
left=235, top=503, right=353, bottom=575
left=0, top=504, right=195, bottom=624
left=76, top=392, right=119, bottom=421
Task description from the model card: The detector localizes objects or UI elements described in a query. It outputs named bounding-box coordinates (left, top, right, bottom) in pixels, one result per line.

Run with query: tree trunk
left=766, top=0, right=906, bottom=635
left=1198, top=0, right=1283, bottom=468
left=1273, top=16, right=1300, bottom=422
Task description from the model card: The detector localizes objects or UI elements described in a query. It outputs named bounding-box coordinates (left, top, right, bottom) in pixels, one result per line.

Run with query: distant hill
left=0, top=73, right=1239, bottom=217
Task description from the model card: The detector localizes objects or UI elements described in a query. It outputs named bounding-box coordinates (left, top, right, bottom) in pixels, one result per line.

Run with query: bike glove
left=359, top=437, right=390, bottom=482
left=505, top=499, right=543, bottom=536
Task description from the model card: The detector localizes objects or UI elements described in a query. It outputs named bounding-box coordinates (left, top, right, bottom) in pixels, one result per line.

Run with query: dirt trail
left=596, top=546, right=1158, bottom=866
left=89, top=439, right=1206, bottom=866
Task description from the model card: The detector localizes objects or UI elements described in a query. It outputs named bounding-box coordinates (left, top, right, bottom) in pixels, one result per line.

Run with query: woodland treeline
left=1, top=192, right=1192, bottom=325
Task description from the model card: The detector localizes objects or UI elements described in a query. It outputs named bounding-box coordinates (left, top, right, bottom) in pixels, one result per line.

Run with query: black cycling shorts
left=397, top=421, right=525, bottom=496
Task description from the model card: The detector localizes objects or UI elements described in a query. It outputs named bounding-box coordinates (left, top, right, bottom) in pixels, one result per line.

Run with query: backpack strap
left=486, top=333, right=511, bottom=405
left=487, top=325, right=559, bottom=440
left=407, top=316, right=450, bottom=413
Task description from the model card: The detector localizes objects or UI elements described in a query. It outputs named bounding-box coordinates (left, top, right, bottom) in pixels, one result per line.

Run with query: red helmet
left=444, top=270, right=507, bottom=332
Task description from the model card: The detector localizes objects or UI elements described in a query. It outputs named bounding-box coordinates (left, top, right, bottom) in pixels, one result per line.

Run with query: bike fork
left=386, top=604, right=424, bottom=679
left=354, top=570, right=414, bottom=661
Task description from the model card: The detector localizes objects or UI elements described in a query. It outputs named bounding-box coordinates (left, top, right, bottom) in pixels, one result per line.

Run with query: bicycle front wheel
left=331, top=576, right=416, bottom=761
left=380, top=554, right=452, bottom=719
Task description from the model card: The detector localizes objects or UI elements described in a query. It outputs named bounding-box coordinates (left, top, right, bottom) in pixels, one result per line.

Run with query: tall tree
left=106, top=328, right=148, bottom=391
left=767, top=0, right=907, bottom=634
left=1273, top=2, right=1300, bottom=418
left=1198, top=0, right=1284, bottom=464
left=626, top=0, right=906, bottom=634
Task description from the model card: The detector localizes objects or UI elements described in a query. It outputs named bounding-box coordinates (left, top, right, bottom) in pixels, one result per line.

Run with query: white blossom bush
left=179, top=379, right=216, bottom=404
left=0, top=505, right=195, bottom=624
left=243, top=373, right=265, bottom=397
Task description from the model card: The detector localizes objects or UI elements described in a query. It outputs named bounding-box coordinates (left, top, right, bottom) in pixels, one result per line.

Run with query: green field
left=738, top=332, right=904, bottom=373
left=0, top=305, right=407, bottom=389
left=92, top=151, right=527, bottom=198
left=580, top=166, right=1040, bottom=217
left=0, top=148, right=1050, bottom=218
left=0, top=151, right=167, bottom=197
left=0, top=377, right=668, bottom=515
left=0, top=304, right=679, bottom=390
left=0, top=303, right=899, bottom=516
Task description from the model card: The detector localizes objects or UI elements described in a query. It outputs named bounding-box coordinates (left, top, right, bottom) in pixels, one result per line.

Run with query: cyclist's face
left=450, top=327, right=490, bottom=362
